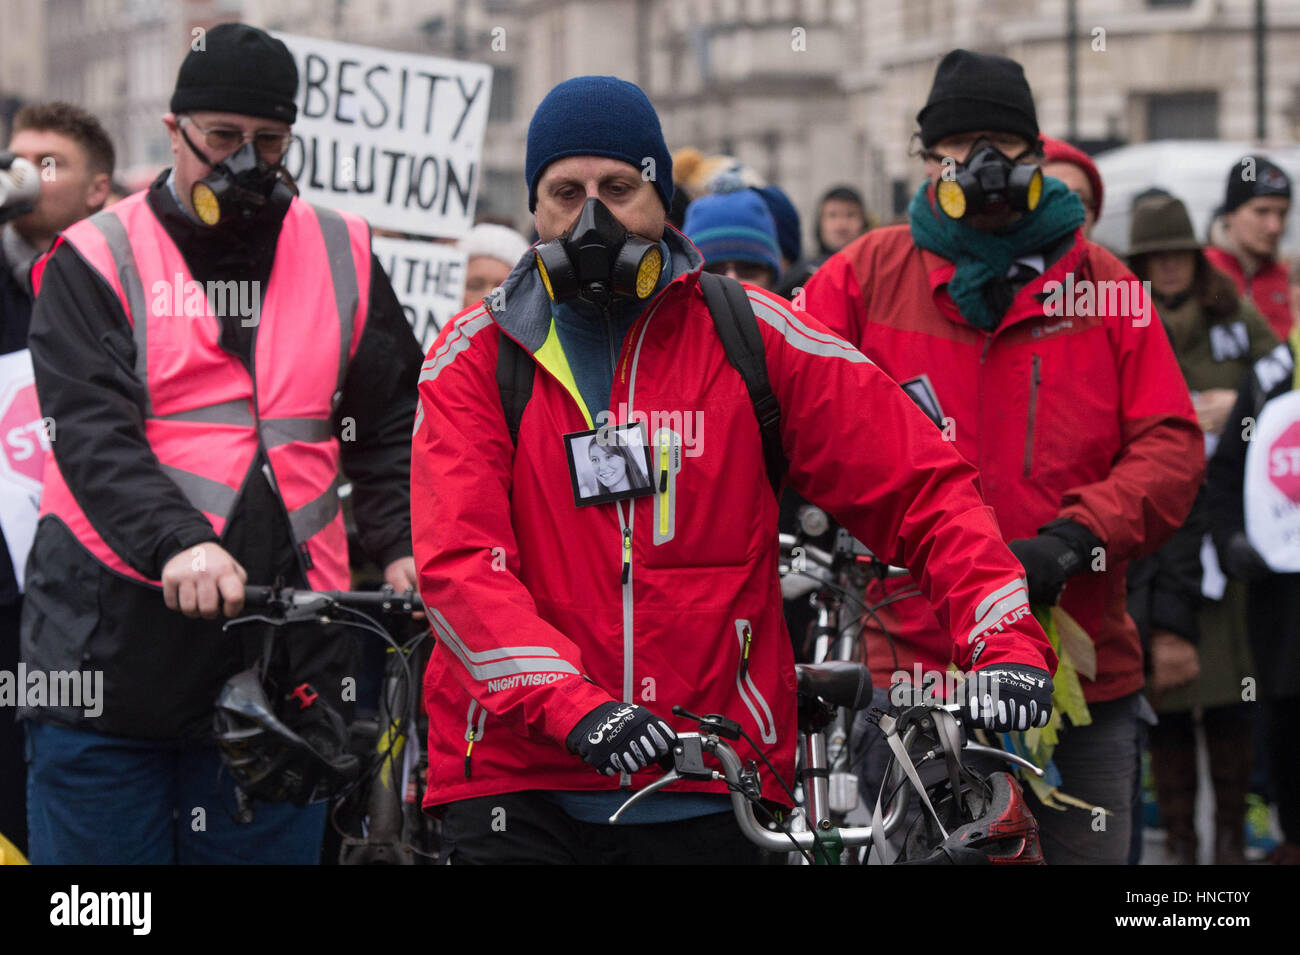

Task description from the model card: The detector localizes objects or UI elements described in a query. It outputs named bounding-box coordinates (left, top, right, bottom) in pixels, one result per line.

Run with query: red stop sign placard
left=0, top=377, right=48, bottom=490
left=1268, top=421, right=1300, bottom=503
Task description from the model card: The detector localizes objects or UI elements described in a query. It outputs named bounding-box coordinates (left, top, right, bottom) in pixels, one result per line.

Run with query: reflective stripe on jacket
left=31, top=192, right=370, bottom=590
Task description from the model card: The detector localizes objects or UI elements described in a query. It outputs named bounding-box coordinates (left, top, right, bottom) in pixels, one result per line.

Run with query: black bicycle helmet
left=215, top=668, right=360, bottom=807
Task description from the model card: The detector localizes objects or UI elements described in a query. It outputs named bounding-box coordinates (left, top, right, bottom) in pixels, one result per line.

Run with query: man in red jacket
left=413, top=76, right=1059, bottom=864
left=804, top=50, right=1203, bottom=864
left=1205, top=155, right=1293, bottom=341
left=1040, top=136, right=1103, bottom=240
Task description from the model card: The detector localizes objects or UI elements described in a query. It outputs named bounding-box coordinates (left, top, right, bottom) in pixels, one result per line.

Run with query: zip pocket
left=1023, top=353, right=1041, bottom=478
left=652, top=428, right=682, bottom=545
left=464, top=700, right=488, bottom=778
left=734, top=619, right=777, bottom=744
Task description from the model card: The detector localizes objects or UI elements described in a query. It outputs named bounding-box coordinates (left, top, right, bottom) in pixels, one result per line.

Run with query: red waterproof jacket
left=803, top=208, right=1203, bottom=703
left=1204, top=246, right=1293, bottom=342
left=412, top=228, right=1054, bottom=809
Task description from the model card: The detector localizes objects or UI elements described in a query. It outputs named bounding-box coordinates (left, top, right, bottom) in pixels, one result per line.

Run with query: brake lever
left=607, top=732, right=722, bottom=823
left=608, top=770, right=683, bottom=824
left=221, top=603, right=335, bottom=631
left=962, top=742, right=1046, bottom=777
left=222, top=613, right=286, bottom=631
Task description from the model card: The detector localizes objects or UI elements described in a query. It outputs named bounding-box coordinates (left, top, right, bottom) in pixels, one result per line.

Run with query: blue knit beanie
left=683, top=190, right=782, bottom=280
left=525, top=76, right=674, bottom=213
left=755, top=185, right=802, bottom=263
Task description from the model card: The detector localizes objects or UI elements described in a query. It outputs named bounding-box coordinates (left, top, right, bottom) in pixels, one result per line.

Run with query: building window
left=478, top=167, right=523, bottom=224
left=1146, top=91, right=1218, bottom=140
left=488, top=66, right=514, bottom=123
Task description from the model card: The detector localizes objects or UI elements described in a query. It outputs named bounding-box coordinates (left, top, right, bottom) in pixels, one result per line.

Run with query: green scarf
left=908, top=177, right=1086, bottom=331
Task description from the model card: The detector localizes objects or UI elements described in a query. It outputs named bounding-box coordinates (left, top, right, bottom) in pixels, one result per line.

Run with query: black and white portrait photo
left=564, top=422, right=654, bottom=507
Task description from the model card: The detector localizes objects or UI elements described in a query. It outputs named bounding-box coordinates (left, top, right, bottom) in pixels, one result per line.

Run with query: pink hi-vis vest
left=33, top=192, right=371, bottom=591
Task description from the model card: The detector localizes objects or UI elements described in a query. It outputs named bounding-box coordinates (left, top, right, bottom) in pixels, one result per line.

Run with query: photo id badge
left=564, top=422, right=655, bottom=508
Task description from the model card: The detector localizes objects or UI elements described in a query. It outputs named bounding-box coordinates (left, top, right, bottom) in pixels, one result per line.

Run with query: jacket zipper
left=464, top=700, right=487, bottom=778
left=606, top=315, right=620, bottom=384
left=739, top=621, right=753, bottom=679
left=1023, top=353, right=1041, bottom=478
left=613, top=295, right=666, bottom=786
left=620, top=526, right=632, bottom=584
left=734, top=619, right=777, bottom=744
left=616, top=503, right=634, bottom=788
left=248, top=300, right=314, bottom=584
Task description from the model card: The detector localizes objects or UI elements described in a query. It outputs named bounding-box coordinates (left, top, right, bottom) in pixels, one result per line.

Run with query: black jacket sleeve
left=1206, top=370, right=1257, bottom=557
left=1146, top=484, right=1207, bottom=643
left=334, top=254, right=422, bottom=568
left=29, top=244, right=220, bottom=578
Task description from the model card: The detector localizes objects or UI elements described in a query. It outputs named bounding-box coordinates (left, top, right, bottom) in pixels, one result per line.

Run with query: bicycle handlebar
left=777, top=533, right=910, bottom=579
left=608, top=704, right=1043, bottom=854
left=240, top=584, right=425, bottom=616
left=609, top=728, right=909, bottom=851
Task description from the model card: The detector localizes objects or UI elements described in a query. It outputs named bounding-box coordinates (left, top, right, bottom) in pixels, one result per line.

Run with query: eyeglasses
left=704, top=260, right=774, bottom=284
left=181, top=115, right=293, bottom=163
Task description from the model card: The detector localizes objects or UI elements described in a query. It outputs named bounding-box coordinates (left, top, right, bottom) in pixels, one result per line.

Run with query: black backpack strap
left=698, top=271, right=786, bottom=496
left=496, top=332, right=535, bottom=447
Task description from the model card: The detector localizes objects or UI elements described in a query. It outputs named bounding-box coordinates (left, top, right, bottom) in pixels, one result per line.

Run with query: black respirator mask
left=182, top=131, right=296, bottom=228
left=533, top=198, right=664, bottom=312
left=934, top=139, right=1044, bottom=221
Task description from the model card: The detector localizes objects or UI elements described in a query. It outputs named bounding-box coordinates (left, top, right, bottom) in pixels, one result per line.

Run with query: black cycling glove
left=961, top=664, right=1054, bottom=732
left=1220, top=531, right=1272, bottom=582
left=566, top=702, right=676, bottom=776
left=1008, top=519, right=1102, bottom=606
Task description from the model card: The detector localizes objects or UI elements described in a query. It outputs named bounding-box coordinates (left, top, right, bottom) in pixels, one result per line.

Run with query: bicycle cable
left=310, top=608, right=417, bottom=805
left=785, top=567, right=909, bottom=673
left=722, top=779, right=816, bottom=864
left=731, top=723, right=834, bottom=862
left=324, top=610, right=430, bottom=848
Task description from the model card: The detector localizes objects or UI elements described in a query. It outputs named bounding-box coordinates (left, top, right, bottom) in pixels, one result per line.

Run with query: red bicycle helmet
left=899, top=770, right=1044, bottom=865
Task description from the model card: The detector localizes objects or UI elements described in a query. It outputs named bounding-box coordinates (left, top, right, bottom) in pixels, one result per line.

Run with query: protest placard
left=274, top=33, right=492, bottom=238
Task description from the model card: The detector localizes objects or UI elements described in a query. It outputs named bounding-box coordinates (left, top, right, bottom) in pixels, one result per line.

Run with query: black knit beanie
left=1223, top=155, right=1292, bottom=214
left=917, top=49, right=1039, bottom=148
left=170, top=23, right=299, bottom=124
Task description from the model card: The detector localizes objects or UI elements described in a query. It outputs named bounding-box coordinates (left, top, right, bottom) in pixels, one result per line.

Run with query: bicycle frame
left=779, top=528, right=909, bottom=832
